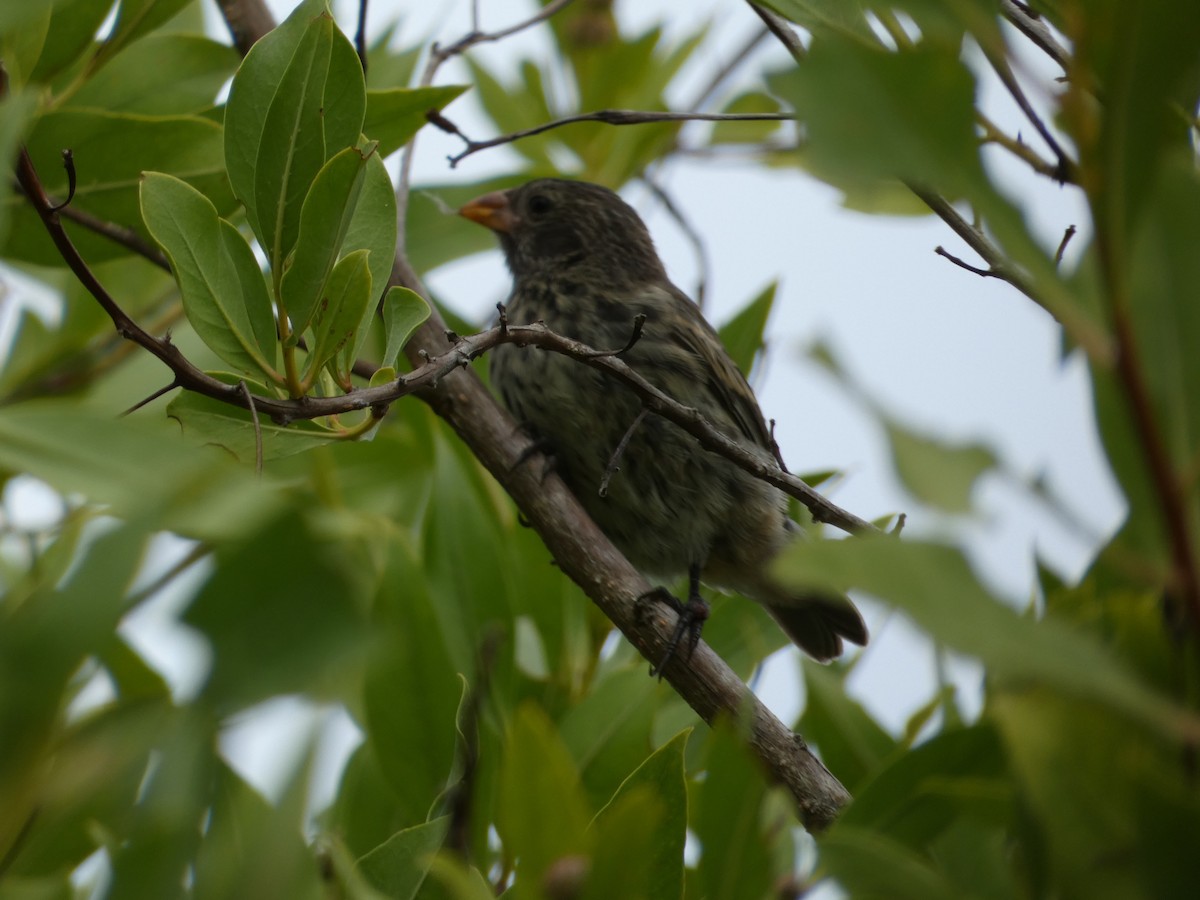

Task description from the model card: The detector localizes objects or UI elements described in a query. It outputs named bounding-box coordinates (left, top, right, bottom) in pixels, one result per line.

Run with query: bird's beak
left=459, top=191, right=518, bottom=233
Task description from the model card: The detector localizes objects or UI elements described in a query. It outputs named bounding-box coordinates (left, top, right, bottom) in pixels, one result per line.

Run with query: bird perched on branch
left=461, top=178, right=866, bottom=672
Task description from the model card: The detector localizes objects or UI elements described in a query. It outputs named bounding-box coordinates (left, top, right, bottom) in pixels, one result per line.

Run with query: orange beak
left=459, top=190, right=518, bottom=233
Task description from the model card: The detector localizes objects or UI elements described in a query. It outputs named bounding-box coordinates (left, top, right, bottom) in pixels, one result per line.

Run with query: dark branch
left=934, top=245, right=1001, bottom=279
left=999, top=0, right=1071, bottom=71
left=445, top=109, right=794, bottom=168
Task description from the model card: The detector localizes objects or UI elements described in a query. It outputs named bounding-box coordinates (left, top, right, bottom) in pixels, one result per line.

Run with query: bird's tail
left=763, top=594, right=868, bottom=663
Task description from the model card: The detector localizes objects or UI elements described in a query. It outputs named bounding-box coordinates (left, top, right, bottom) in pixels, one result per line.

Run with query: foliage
left=1, top=1, right=1199, bottom=899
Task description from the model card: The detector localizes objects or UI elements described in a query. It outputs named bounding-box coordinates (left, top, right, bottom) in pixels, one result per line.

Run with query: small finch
left=461, top=178, right=867, bottom=669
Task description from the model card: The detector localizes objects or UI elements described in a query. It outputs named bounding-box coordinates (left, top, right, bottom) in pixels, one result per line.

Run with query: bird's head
left=459, top=179, right=667, bottom=287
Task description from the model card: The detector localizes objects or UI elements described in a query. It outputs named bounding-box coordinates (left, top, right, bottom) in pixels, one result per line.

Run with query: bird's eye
left=527, top=194, right=552, bottom=216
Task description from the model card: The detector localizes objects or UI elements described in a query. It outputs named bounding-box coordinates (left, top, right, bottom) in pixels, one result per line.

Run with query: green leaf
left=772, top=536, right=1199, bottom=739
left=93, top=0, right=194, bottom=70
left=591, top=730, right=690, bottom=900
left=380, top=287, right=431, bottom=370
left=819, top=825, right=971, bottom=900
left=357, top=817, right=449, bottom=899
left=497, top=703, right=592, bottom=885
left=694, top=721, right=774, bottom=900
left=883, top=420, right=997, bottom=513
left=363, top=85, right=468, bottom=158
left=250, top=8, right=365, bottom=268
left=340, top=152, right=399, bottom=369
left=6, top=109, right=232, bottom=267
left=717, top=281, right=776, bottom=377
left=306, top=249, right=372, bottom=380
left=183, top=511, right=370, bottom=712
left=0, top=90, right=37, bottom=248
left=165, top=388, right=344, bottom=464
left=192, top=764, right=324, bottom=900
left=280, top=145, right=373, bottom=338
left=838, top=725, right=1011, bottom=847
left=69, top=34, right=239, bottom=115
left=140, top=172, right=278, bottom=377
left=759, top=0, right=878, bottom=43
left=362, top=534, right=461, bottom=828
left=768, top=41, right=983, bottom=198
left=26, top=0, right=112, bottom=83
left=800, top=660, right=896, bottom=791
left=0, top=401, right=280, bottom=539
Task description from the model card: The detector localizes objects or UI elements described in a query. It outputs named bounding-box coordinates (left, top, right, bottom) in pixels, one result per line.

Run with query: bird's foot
left=638, top=587, right=709, bottom=679
left=511, top=433, right=557, bottom=483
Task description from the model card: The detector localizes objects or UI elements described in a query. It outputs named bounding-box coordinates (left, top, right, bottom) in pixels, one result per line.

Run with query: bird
left=460, top=178, right=867, bottom=672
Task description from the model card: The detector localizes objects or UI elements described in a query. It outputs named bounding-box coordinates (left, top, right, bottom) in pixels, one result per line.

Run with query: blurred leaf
left=560, top=665, right=660, bottom=809
left=357, top=817, right=449, bottom=899
left=0, top=402, right=280, bottom=539
left=406, top=175, right=529, bottom=274
left=193, top=763, right=323, bottom=900
left=5, top=109, right=232, bottom=267
left=774, top=537, right=1198, bottom=739
left=364, top=85, right=468, bottom=158
left=991, top=690, right=1182, bottom=900
left=497, top=703, right=591, bottom=886
left=883, top=420, right=997, bottom=513
left=768, top=41, right=982, bottom=198
left=0, top=523, right=147, bottom=853
left=759, top=0, right=878, bottom=43
left=281, top=145, right=373, bottom=339
left=694, top=720, right=774, bottom=900
left=24, top=0, right=110, bottom=83
left=165, top=384, right=344, bottom=463
left=140, top=172, right=278, bottom=377
left=93, top=0, right=194, bottom=70
left=183, top=511, right=371, bottom=712
left=70, top=34, right=238, bottom=114
left=800, top=660, right=896, bottom=790
left=820, top=825, right=972, bottom=900
left=717, top=281, right=775, bottom=377
left=362, top=534, right=461, bottom=826
left=838, top=725, right=1011, bottom=846
left=0, top=90, right=37, bottom=248
left=591, top=729, right=690, bottom=900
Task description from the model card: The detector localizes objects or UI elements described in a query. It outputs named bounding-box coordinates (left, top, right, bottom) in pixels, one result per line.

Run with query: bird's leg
left=510, top=427, right=558, bottom=482
left=645, top=563, right=709, bottom=679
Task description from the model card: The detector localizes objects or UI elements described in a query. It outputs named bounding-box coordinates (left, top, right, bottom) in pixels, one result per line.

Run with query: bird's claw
left=639, top=588, right=709, bottom=679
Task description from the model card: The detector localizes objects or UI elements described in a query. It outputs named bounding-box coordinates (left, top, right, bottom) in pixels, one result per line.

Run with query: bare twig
left=239, top=379, right=263, bottom=475
left=354, top=0, right=368, bottom=74
left=446, top=109, right=794, bottom=168
left=48, top=150, right=76, bottom=212
left=599, top=409, right=649, bottom=498
left=979, top=47, right=1074, bottom=182
left=999, top=0, right=1071, bottom=72
left=977, top=111, right=1073, bottom=183
left=1054, top=224, right=1076, bottom=265
left=934, top=245, right=1001, bottom=279
left=640, top=175, right=712, bottom=309
left=747, top=2, right=805, bottom=64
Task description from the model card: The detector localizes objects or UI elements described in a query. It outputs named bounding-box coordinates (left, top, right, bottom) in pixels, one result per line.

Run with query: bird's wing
left=642, top=283, right=775, bottom=453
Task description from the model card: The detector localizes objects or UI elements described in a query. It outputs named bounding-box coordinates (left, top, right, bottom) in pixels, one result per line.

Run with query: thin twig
left=977, top=111, right=1072, bottom=183
left=446, top=109, right=793, bottom=168
left=48, top=150, right=76, bottom=212
left=980, top=47, right=1074, bottom=182
left=641, top=175, right=711, bottom=309
left=239, top=379, right=263, bottom=475
left=120, top=381, right=179, bottom=416
left=934, top=245, right=1001, bottom=279
left=999, top=0, right=1070, bottom=71
left=599, top=408, right=649, bottom=498
left=747, top=2, right=805, bottom=63
left=1054, top=224, right=1076, bottom=265
left=355, top=0, right=369, bottom=75
left=687, top=25, right=771, bottom=111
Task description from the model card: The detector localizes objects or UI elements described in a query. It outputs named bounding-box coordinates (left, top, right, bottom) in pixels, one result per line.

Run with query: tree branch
left=999, top=0, right=1071, bottom=72
left=444, top=109, right=793, bottom=168
left=195, top=0, right=854, bottom=828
